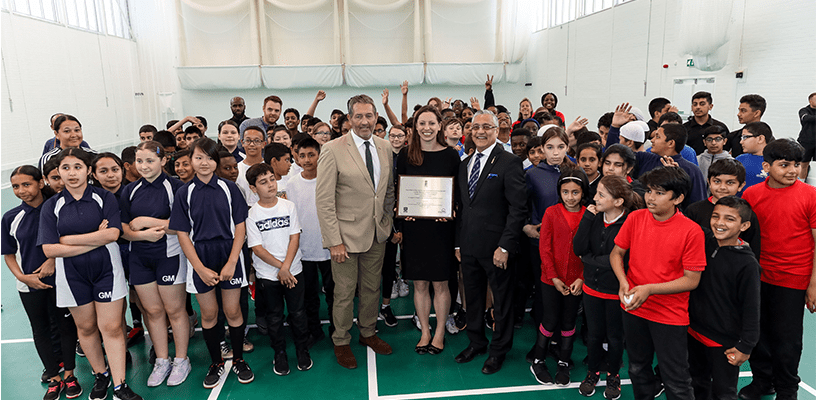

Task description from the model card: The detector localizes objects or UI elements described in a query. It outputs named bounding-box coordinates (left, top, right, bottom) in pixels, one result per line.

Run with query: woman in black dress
left=397, top=106, right=460, bottom=354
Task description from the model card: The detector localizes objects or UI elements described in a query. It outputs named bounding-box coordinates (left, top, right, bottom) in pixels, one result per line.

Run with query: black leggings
left=583, top=292, right=624, bottom=375
left=539, top=283, right=582, bottom=334
left=20, top=288, right=77, bottom=377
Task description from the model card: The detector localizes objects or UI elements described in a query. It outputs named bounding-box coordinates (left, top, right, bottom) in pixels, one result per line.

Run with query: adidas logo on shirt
left=255, top=216, right=290, bottom=232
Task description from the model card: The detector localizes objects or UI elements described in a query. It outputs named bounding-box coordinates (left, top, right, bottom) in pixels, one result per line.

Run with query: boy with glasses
left=697, top=126, right=732, bottom=179
left=735, top=122, right=774, bottom=194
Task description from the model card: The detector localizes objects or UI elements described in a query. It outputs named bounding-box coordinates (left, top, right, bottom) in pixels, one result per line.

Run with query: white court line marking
left=207, top=359, right=232, bottom=400
left=801, top=381, right=816, bottom=397
left=367, top=348, right=379, bottom=400
left=0, top=338, right=34, bottom=344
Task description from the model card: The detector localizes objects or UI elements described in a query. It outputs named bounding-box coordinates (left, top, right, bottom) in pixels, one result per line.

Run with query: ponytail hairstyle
left=10, top=165, right=55, bottom=200
left=556, top=167, right=590, bottom=207
left=136, top=140, right=167, bottom=160
left=598, top=175, right=644, bottom=213
left=53, top=147, right=94, bottom=168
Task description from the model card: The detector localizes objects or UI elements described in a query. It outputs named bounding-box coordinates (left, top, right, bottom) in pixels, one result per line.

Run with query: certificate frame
left=396, top=176, right=455, bottom=219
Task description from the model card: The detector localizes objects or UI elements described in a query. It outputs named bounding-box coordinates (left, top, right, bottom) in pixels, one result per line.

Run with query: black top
left=684, top=115, right=730, bottom=155
left=725, top=127, right=745, bottom=157
left=689, top=233, right=760, bottom=354
left=797, top=105, right=816, bottom=144
left=573, top=210, right=629, bottom=294
left=684, top=199, right=761, bottom=260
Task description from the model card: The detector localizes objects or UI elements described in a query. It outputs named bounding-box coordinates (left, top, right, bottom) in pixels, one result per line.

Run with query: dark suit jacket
left=456, top=145, right=527, bottom=258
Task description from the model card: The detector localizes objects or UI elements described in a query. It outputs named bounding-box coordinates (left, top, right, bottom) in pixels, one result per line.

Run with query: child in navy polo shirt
left=739, top=138, right=816, bottom=400
left=168, top=138, right=254, bottom=389
left=688, top=196, right=760, bottom=400
left=246, top=163, right=312, bottom=376
left=3, top=166, right=81, bottom=400
left=37, top=148, right=142, bottom=400
left=610, top=166, right=706, bottom=400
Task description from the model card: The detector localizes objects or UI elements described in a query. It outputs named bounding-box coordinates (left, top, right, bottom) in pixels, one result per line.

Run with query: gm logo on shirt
left=256, top=216, right=290, bottom=232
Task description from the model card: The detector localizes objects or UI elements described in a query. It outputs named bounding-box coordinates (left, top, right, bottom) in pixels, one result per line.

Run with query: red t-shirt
left=540, top=204, right=585, bottom=286
left=742, top=179, right=816, bottom=290
left=614, top=209, right=706, bottom=325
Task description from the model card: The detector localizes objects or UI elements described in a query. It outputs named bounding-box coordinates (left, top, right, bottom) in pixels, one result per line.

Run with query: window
left=10, top=0, right=59, bottom=22
left=6, top=0, right=131, bottom=37
left=532, top=0, right=636, bottom=31
left=103, top=0, right=131, bottom=39
left=65, top=0, right=102, bottom=32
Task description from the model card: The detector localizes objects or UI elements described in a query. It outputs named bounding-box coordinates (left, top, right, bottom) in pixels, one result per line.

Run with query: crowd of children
left=3, top=87, right=816, bottom=400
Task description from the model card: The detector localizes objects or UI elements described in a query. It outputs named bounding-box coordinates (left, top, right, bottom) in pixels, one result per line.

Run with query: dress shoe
left=738, top=381, right=775, bottom=400
left=455, top=346, right=487, bottom=363
left=359, top=335, right=393, bottom=355
left=334, top=345, right=357, bottom=369
left=481, top=355, right=505, bottom=374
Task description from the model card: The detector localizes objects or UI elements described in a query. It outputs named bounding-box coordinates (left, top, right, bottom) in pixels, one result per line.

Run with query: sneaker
left=112, top=383, right=142, bottom=400
left=167, top=357, right=191, bottom=386
left=296, top=348, right=313, bottom=371
left=242, top=337, right=255, bottom=353
left=445, top=314, right=459, bottom=334
left=64, top=376, right=82, bottom=399
left=189, top=310, right=198, bottom=338
left=653, top=381, right=665, bottom=398
left=126, top=326, right=144, bottom=348
left=555, top=361, right=571, bottom=386
left=737, top=381, right=776, bottom=400
left=203, top=362, right=225, bottom=389
left=220, top=341, right=233, bottom=359
left=390, top=280, right=399, bottom=299
left=41, top=363, right=65, bottom=383
left=43, top=380, right=64, bottom=400
left=273, top=351, right=290, bottom=376
left=604, top=374, right=622, bottom=400
left=398, top=279, right=410, bottom=297
left=579, top=371, right=600, bottom=396
left=454, top=308, right=467, bottom=331
left=76, top=341, right=85, bottom=357
left=232, top=358, right=254, bottom=384
left=90, top=372, right=111, bottom=400
left=411, top=313, right=422, bottom=331
left=531, top=361, right=554, bottom=385
left=147, top=358, right=172, bottom=387
left=379, top=305, right=398, bottom=327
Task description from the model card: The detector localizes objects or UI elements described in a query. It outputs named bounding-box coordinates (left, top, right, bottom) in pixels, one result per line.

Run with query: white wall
left=525, top=0, right=816, bottom=137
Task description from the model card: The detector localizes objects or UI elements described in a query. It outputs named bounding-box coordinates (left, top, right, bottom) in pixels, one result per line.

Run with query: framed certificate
left=396, top=176, right=454, bottom=219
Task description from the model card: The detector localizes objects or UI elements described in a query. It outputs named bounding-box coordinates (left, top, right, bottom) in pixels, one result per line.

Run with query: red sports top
left=540, top=204, right=585, bottom=286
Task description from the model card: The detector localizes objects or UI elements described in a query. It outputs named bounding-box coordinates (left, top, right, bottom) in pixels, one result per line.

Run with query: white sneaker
left=147, top=358, right=172, bottom=387
left=445, top=314, right=459, bottom=334
left=390, top=280, right=399, bottom=299
left=220, top=341, right=233, bottom=359
left=398, top=279, right=410, bottom=297
left=167, top=357, right=191, bottom=386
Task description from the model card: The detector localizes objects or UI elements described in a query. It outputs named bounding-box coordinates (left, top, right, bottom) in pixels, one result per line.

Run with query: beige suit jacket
left=315, top=133, right=395, bottom=253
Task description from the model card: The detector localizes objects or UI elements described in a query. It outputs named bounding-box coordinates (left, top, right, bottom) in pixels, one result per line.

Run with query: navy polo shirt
left=120, top=173, right=185, bottom=256
left=1, top=201, right=55, bottom=290
left=169, top=175, right=248, bottom=243
left=232, top=147, right=246, bottom=164
left=37, top=185, right=122, bottom=247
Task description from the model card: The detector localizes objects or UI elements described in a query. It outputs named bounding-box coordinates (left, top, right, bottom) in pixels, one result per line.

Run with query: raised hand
left=400, top=80, right=409, bottom=96
left=485, top=74, right=494, bottom=91
left=612, top=103, right=632, bottom=128
left=470, top=97, right=481, bottom=110
left=382, top=89, right=389, bottom=105
left=315, top=90, right=326, bottom=101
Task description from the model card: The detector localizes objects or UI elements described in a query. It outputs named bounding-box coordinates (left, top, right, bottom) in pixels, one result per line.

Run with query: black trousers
left=381, top=241, right=398, bottom=300
left=20, top=288, right=77, bottom=377
left=584, top=293, right=624, bottom=376
left=512, top=237, right=533, bottom=322
left=258, top=275, right=309, bottom=352
left=539, top=283, right=582, bottom=334
left=461, top=254, right=515, bottom=357
left=749, top=282, right=806, bottom=397
left=529, top=238, right=544, bottom=324
left=302, top=260, right=334, bottom=337
left=688, top=334, right=739, bottom=400
left=622, top=312, right=694, bottom=400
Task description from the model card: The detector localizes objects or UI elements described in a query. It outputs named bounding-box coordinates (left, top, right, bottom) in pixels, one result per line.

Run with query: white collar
left=351, top=130, right=374, bottom=147
left=476, top=142, right=497, bottom=159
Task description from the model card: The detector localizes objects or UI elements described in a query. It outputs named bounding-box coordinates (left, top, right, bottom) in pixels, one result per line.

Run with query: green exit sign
left=687, top=58, right=694, bottom=67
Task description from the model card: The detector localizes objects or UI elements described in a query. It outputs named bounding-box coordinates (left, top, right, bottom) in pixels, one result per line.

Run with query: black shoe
left=112, top=383, right=142, bottom=400
left=738, top=381, right=775, bottom=400
left=273, top=351, right=290, bottom=376
left=604, top=374, right=622, bottom=400
left=579, top=371, right=599, bottom=396
left=41, top=363, right=64, bottom=383
left=64, top=375, right=82, bottom=399
left=203, top=362, right=225, bottom=389
left=454, top=308, right=467, bottom=331
left=555, top=361, right=570, bottom=386
left=481, top=355, right=504, bottom=374
left=379, top=305, right=398, bottom=327
left=76, top=341, right=85, bottom=357
left=90, top=372, right=111, bottom=400
left=125, top=325, right=144, bottom=348
left=531, top=360, right=554, bottom=385
left=653, top=381, right=665, bottom=398
left=296, top=349, right=313, bottom=371
left=232, top=358, right=254, bottom=384
left=43, top=380, right=64, bottom=400
left=454, top=346, right=486, bottom=363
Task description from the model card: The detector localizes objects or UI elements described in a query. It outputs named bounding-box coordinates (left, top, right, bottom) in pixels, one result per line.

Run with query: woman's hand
left=569, top=279, right=584, bottom=296
left=553, top=278, right=570, bottom=296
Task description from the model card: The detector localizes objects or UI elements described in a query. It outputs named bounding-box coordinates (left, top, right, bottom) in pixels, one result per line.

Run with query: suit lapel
left=471, top=146, right=502, bottom=200
left=345, top=135, right=375, bottom=192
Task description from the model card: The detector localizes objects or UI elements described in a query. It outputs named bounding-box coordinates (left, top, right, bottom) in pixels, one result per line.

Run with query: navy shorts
left=55, top=243, right=128, bottom=307
left=186, top=239, right=247, bottom=294
left=130, top=253, right=186, bottom=286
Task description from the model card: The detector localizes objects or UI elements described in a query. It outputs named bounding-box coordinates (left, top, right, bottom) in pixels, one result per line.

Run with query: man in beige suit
left=316, top=94, right=395, bottom=369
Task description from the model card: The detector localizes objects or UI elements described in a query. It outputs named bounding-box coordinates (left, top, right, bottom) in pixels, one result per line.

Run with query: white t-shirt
left=236, top=160, right=259, bottom=207
left=246, top=198, right=303, bottom=281
left=286, top=172, right=331, bottom=262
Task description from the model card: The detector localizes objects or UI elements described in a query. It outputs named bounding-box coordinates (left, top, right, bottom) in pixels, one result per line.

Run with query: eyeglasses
left=390, top=134, right=406, bottom=139
left=741, top=134, right=757, bottom=141
left=314, top=131, right=331, bottom=136
left=704, top=136, right=724, bottom=143
left=374, top=129, right=385, bottom=134
left=243, top=139, right=264, bottom=145
left=471, top=124, right=497, bottom=132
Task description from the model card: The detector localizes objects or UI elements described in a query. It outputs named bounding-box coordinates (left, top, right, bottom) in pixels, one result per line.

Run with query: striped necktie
left=468, top=153, right=484, bottom=199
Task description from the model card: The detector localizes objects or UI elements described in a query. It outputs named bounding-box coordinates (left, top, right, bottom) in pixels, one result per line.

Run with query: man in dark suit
left=454, top=110, right=527, bottom=374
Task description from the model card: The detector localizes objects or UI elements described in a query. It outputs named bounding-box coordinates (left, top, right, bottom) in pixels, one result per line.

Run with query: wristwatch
left=499, top=247, right=508, bottom=254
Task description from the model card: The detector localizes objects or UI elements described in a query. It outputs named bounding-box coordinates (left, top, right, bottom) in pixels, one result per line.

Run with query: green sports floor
left=2, top=186, right=816, bottom=400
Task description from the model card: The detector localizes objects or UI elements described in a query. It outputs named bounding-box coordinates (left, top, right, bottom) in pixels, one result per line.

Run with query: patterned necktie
left=364, top=141, right=374, bottom=185
left=468, top=153, right=484, bottom=199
